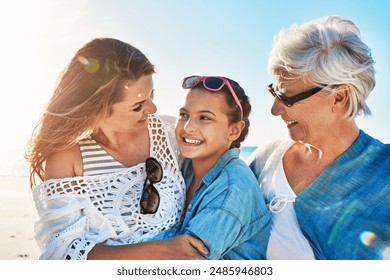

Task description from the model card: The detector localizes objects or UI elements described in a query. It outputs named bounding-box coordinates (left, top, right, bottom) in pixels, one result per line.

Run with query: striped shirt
left=79, top=137, right=127, bottom=176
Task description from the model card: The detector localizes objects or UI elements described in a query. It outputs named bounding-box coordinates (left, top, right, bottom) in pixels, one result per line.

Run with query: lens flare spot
left=360, top=231, right=377, bottom=247
left=382, top=247, right=390, bottom=260
left=77, top=56, right=99, bottom=73
left=77, top=55, right=89, bottom=65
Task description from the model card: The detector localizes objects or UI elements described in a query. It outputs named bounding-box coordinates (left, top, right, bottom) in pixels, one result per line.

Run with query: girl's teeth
left=184, top=138, right=203, bottom=144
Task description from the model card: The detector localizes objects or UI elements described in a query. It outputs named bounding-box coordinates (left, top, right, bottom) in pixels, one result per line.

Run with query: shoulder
left=214, top=159, right=269, bottom=221
left=150, top=114, right=177, bottom=135
left=212, top=159, right=260, bottom=199
left=206, top=149, right=259, bottom=189
left=150, top=114, right=183, bottom=164
left=348, top=131, right=390, bottom=168
left=246, top=139, right=287, bottom=163
left=246, top=139, right=292, bottom=177
left=44, top=144, right=83, bottom=180
left=224, top=158, right=259, bottom=186
left=365, top=132, right=390, bottom=154
left=224, top=157, right=253, bottom=173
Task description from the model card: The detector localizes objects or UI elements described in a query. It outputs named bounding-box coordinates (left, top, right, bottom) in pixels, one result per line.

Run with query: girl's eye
left=133, top=104, right=143, bottom=112
left=200, top=115, right=211, bottom=121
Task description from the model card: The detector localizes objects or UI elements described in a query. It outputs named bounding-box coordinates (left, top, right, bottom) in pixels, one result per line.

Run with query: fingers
left=185, top=234, right=209, bottom=255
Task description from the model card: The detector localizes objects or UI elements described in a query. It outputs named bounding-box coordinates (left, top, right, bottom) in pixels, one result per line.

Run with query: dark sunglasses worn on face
left=267, top=83, right=327, bottom=107
left=140, top=157, right=162, bottom=214
left=182, top=75, right=243, bottom=120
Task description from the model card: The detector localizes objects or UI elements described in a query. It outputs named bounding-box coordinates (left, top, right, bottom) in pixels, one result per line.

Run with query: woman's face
left=100, top=74, right=156, bottom=133
left=270, top=73, right=335, bottom=145
left=175, top=88, right=236, bottom=164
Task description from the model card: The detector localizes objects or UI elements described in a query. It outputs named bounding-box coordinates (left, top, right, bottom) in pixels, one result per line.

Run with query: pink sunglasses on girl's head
left=182, top=75, right=243, bottom=120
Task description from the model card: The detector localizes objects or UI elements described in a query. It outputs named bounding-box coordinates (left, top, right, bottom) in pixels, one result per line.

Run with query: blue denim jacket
left=160, top=148, right=271, bottom=259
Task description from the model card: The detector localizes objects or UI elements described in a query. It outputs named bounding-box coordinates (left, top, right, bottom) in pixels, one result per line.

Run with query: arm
left=35, top=181, right=207, bottom=260
left=39, top=142, right=207, bottom=259
left=182, top=207, right=243, bottom=259
left=88, top=234, right=208, bottom=260
left=34, top=146, right=93, bottom=259
left=35, top=185, right=207, bottom=260
left=44, top=145, right=83, bottom=179
left=34, top=187, right=95, bottom=259
left=179, top=161, right=271, bottom=260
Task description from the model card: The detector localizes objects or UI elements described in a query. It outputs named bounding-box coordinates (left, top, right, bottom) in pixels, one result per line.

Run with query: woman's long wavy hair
left=26, top=38, right=155, bottom=188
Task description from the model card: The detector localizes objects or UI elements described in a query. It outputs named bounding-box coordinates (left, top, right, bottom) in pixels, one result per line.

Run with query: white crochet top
left=33, top=114, right=186, bottom=260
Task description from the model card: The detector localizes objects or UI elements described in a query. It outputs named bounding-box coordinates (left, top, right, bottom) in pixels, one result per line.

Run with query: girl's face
left=100, top=74, right=157, bottom=133
left=175, top=88, right=240, bottom=164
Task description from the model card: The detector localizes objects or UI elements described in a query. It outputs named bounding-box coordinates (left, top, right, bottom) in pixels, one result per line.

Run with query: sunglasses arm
left=226, top=81, right=243, bottom=120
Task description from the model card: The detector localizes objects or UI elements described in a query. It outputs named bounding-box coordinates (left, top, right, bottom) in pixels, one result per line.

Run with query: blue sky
left=0, top=0, right=389, bottom=174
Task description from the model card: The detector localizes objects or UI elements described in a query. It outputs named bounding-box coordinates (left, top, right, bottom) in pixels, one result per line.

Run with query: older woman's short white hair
left=267, top=16, right=375, bottom=118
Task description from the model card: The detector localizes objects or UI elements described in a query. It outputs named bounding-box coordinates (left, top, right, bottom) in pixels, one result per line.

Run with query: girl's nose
left=183, top=118, right=197, bottom=133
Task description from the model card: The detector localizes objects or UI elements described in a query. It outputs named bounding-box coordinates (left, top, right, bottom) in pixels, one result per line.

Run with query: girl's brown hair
left=191, top=78, right=251, bottom=148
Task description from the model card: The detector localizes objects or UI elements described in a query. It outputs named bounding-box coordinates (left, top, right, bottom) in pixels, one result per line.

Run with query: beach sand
left=0, top=176, right=40, bottom=259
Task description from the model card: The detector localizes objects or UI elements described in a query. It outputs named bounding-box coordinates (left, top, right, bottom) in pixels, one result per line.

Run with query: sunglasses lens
left=141, top=184, right=160, bottom=214
left=183, top=76, right=201, bottom=89
left=141, top=157, right=162, bottom=214
left=204, top=77, right=224, bottom=90
left=145, top=158, right=163, bottom=182
left=274, top=92, right=289, bottom=104
left=268, top=84, right=289, bottom=106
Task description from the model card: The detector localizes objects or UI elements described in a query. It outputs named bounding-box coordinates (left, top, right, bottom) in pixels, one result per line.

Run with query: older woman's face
left=270, top=73, right=335, bottom=145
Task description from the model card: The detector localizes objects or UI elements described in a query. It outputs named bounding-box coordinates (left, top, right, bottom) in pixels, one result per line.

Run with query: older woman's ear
left=332, top=84, right=350, bottom=113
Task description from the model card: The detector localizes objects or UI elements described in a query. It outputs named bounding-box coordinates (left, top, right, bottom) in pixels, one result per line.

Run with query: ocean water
left=239, top=146, right=257, bottom=161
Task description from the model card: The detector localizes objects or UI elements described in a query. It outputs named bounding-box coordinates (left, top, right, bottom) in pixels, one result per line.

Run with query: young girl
left=171, top=75, right=271, bottom=259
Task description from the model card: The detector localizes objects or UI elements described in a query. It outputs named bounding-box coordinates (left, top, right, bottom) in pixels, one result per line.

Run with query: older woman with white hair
left=248, top=16, right=390, bottom=259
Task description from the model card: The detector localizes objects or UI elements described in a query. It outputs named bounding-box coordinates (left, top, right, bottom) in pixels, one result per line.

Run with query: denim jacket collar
left=202, top=148, right=240, bottom=186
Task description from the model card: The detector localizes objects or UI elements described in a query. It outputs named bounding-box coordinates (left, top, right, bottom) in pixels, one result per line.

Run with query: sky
left=0, top=0, right=389, bottom=175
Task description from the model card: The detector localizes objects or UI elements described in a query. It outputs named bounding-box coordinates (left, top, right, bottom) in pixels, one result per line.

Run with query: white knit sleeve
left=156, top=114, right=184, bottom=166
left=33, top=181, right=96, bottom=260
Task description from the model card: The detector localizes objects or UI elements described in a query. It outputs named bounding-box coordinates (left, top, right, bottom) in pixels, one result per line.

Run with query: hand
left=182, top=234, right=209, bottom=255
left=159, top=234, right=208, bottom=260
